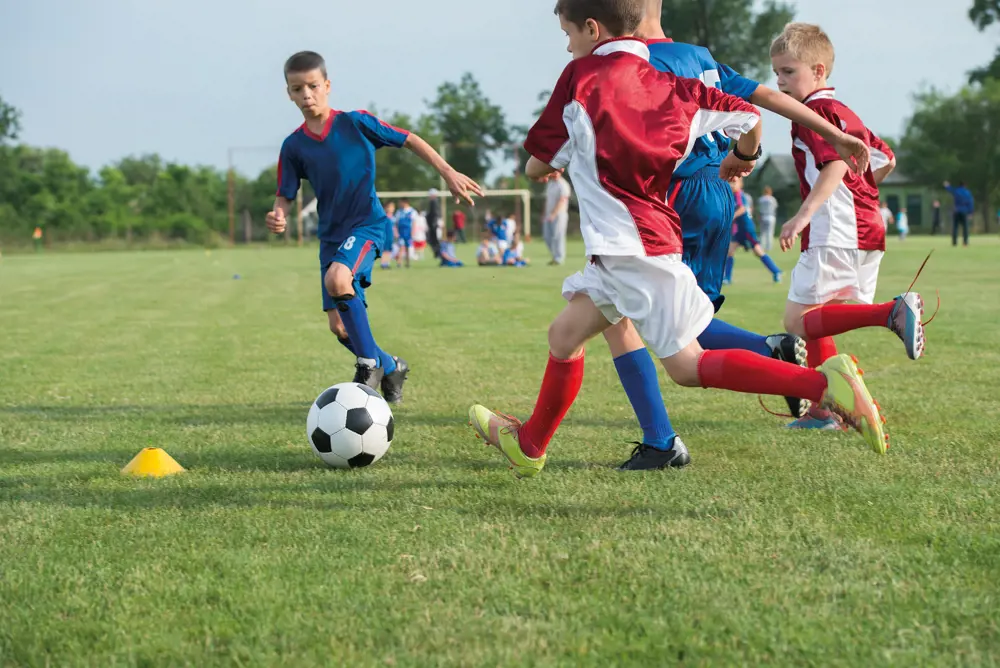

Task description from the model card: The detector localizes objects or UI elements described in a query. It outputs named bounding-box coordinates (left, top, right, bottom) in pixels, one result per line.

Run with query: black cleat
left=765, top=333, right=809, bottom=418
left=380, top=356, right=410, bottom=404
left=617, top=438, right=691, bottom=471
left=353, top=362, right=384, bottom=392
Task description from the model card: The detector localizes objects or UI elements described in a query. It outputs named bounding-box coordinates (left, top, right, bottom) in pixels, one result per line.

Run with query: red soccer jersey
left=791, top=88, right=893, bottom=251
left=524, top=38, right=760, bottom=257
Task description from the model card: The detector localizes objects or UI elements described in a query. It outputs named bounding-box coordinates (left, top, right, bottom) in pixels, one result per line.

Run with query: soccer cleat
left=380, top=356, right=410, bottom=404
left=467, top=404, right=545, bottom=478
left=773, top=271, right=783, bottom=283
left=816, top=354, right=888, bottom=454
left=786, top=412, right=847, bottom=431
left=617, top=438, right=691, bottom=471
left=353, top=362, right=385, bottom=392
left=765, top=333, right=809, bottom=418
left=887, top=292, right=925, bottom=360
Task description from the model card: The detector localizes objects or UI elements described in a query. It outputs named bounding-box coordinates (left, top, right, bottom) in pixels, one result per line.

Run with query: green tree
left=426, top=73, right=510, bottom=182
left=898, top=81, right=1000, bottom=231
left=0, top=95, right=21, bottom=143
left=659, top=0, right=794, bottom=81
left=969, top=0, right=1000, bottom=83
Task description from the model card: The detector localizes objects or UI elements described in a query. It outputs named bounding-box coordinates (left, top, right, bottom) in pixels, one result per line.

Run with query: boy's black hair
left=553, top=0, right=644, bottom=36
left=284, top=51, right=327, bottom=80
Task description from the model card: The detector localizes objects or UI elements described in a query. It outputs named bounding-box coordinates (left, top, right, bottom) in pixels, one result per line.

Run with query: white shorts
left=788, top=247, right=884, bottom=305
left=496, top=239, right=510, bottom=252
left=561, top=255, right=714, bottom=358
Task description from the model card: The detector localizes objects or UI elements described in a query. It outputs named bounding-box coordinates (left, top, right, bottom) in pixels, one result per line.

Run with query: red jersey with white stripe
left=791, top=89, right=892, bottom=252
left=523, top=38, right=760, bottom=257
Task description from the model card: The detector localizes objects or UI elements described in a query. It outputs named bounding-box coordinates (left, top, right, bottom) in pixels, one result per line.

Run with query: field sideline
left=2, top=237, right=999, bottom=666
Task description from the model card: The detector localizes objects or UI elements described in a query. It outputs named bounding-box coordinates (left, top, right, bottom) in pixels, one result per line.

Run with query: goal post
left=376, top=189, right=533, bottom=239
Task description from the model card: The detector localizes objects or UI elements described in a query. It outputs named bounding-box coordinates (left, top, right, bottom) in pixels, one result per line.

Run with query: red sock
left=519, top=353, right=585, bottom=458
left=802, top=302, right=896, bottom=339
left=698, top=350, right=827, bottom=404
left=806, top=337, right=838, bottom=368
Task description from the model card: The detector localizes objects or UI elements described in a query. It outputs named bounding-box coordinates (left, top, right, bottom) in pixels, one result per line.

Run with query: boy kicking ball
left=468, top=0, right=888, bottom=478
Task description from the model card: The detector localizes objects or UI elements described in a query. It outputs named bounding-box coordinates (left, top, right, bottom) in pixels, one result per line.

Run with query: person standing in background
left=452, top=208, right=467, bottom=243
left=543, top=172, right=571, bottom=265
left=32, top=226, right=43, bottom=253
left=880, top=200, right=894, bottom=230
left=944, top=181, right=974, bottom=247
left=756, top=186, right=778, bottom=252
left=426, top=188, right=442, bottom=258
left=930, top=199, right=942, bottom=235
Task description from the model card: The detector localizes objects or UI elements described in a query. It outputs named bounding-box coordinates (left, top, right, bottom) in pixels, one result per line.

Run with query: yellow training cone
left=121, top=447, right=186, bottom=477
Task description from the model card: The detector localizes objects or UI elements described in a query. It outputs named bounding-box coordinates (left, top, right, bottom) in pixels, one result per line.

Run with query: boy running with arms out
left=770, top=24, right=924, bottom=430
left=267, top=51, right=482, bottom=403
left=468, top=0, right=888, bottom=479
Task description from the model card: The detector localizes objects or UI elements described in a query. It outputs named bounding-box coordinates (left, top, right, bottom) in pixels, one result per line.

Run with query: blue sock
left=760, top=254, right=781, bottom=275
left=697, top=318, right=771, bottom=357
left=724, top=256, right=734, bottom=282
left=378, top=349, right=397, bottom=374
left=336, top=296, right=380, bottom=364
left=337, top=336, right=356, bottom=355
left=614, top=349, right=675, bottom=450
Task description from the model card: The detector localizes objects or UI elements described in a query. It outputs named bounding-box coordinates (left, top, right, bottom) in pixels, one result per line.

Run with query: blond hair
left=770, top=23, right=835, bottom=76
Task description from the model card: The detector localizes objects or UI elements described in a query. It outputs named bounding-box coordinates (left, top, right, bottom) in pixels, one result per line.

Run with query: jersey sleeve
left=868, top=132, right=895, bottom=171
left=674, top=77, right=760, bottom=140
left=353, top=111, right=410, bottom=149
left=524, top=64, right=576, bottom=169
left=276, top=138, right=302, bottom=200
left=796, top=102, right=856, bottom=167
left=717, top=62, right=760, bottom=100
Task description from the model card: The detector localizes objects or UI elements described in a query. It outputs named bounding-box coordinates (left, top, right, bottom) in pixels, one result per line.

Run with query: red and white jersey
left=524, top=38, right=760, bottom=257
left=791, top=88, right=892, bottom=252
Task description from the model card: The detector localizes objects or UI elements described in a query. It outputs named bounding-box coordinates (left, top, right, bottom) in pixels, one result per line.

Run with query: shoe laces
left=493, top=410, right=522, bottom=436
left=827, top=356, right=891, bottom=451
left=890, top=251, right=941, bottom=329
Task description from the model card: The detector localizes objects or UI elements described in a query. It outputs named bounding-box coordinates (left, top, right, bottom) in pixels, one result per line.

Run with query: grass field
left=2, top=237, right=999, bottom=667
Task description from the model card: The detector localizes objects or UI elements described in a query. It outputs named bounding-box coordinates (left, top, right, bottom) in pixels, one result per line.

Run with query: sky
left=1, top=0, right=996, bottom=179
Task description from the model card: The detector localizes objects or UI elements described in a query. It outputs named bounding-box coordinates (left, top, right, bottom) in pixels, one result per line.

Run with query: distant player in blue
left=266, top=51, right=482, bottom=403
left=943, top=180, right=974, bottom=247
left=599, top=1, right=876, bottom=471
left=394, top=198, right=417, bottom=268
left=724, top=177, right=782, bottom=284
left=380, top=200, right=396, bottom=270
left=439, top=230, right=463, bottom=267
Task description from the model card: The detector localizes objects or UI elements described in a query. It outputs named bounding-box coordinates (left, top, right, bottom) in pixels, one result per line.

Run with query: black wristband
left=733, top=143, right=763, bottom=161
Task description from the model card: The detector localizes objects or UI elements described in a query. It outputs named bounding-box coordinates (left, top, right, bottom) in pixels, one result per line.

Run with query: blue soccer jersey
left=646, top=39, right=759, bottom=178
left=276, top=110, right=408, bottom=248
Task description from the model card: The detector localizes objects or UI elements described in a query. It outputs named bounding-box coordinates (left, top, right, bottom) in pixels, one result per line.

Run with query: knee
left=662, top=355, right=701, bottom=387
left=784, top=313, right=806, bottom=338
left=548, top=319, right=584, bottom=360
left=325, top=264, right=355, bottom=299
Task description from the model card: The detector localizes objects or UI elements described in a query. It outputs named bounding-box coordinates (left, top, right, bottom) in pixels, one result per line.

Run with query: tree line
left=1, top=0, right=997, bottom=247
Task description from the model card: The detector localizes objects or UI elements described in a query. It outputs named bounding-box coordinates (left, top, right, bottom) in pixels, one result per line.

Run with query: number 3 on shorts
left=341, top=236, right=356, bottom=251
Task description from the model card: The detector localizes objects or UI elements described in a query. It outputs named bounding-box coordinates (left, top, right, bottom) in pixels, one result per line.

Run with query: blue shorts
left=319, top=226, right=384, bottom=311
left=670, top=167, right=735, bottom=311
left=396, top=228, right=412, bottom=248
left=732, top=217, right=760, bottom=250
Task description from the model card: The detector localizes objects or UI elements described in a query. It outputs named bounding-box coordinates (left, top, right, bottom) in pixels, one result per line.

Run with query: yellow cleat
left=467, top=404, right=546, bottom=478
left=817, top=354, right=889, bottom=454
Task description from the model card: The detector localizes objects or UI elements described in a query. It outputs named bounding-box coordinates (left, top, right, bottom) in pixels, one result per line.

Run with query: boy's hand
left=719, top=153, right=756, bottom=181
left=831, top=132, right=870, bottom=175
left=779, top=214, right=810, bottom=252
left=532, top=170, right=564, bottom=184
left=266, top=208, right=286, bottom=234
left=442, top=169, right=484, bottom=206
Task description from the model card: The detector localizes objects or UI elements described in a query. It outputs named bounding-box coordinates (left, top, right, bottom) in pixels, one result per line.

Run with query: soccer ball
left=307, top=383, right=394, bottom=469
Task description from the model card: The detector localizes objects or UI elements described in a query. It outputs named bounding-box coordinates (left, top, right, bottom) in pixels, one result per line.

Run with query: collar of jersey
left=645, top=38, right=674, bottom=44
left=300, top=110, right=341, bottom=141
left=591, top=37, right=650, bottom=61
left=803, top=88, right=836, bottom=104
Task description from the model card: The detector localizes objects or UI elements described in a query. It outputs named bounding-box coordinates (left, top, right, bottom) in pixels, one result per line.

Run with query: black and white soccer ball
left=307, top=383, right=394, bottom=469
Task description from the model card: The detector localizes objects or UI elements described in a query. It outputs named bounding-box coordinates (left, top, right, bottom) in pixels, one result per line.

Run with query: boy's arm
left=750, top=86, right=870, bottom=175
left=402, top=133, right=483, bottom=206
left=872, top=157, right=896, bottom=186
left=266, top=197, right=293, bottom=234
left=779, top=161, right=850, bottom=251
left=868, top=133, right=895, bottom=185
left=675, top=77, right=763, bottom=180
left=524, top=64, right=576, bottom=182
left=267, top=141, right=300, bottom=234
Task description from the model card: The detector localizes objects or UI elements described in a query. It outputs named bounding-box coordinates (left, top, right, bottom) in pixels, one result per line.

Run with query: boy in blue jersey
left=724, top=177, right=782, bottom=284
left=380, top=200, right=396, bottom=270
left=439, top=230, right=463, bottom=267
left=603, top=0, right=875, bottom=470
left=267, top=51, right=482, bottom=402
left=395, top=198, right=417, bottom=268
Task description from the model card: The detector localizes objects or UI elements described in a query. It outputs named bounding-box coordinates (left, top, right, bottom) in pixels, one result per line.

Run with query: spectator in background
left=879, top=200, right=894, bottom=230
left=452, top=208, right=467, bottom=243
left=426, top=188, right=442, bottom=258
left=895, top=207, right=909, bottom=242
left=32, top=226, right=43, bottom=253
left=756, top=186, right=778, bottom=252
left=930, top=199, right=942, bottom=235
left=543, top=172, right=571, bottom=265
left=944, top=181, right=974, bottom=246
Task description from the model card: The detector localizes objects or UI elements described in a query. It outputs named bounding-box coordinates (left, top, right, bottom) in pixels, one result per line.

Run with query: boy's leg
left=658, top=341, right=887, bottom=454
left=752, top=241, right=782, bottom=281
left=326, top=308, right=356, bottom=355
left=469, top=290, right=614, bottom=478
